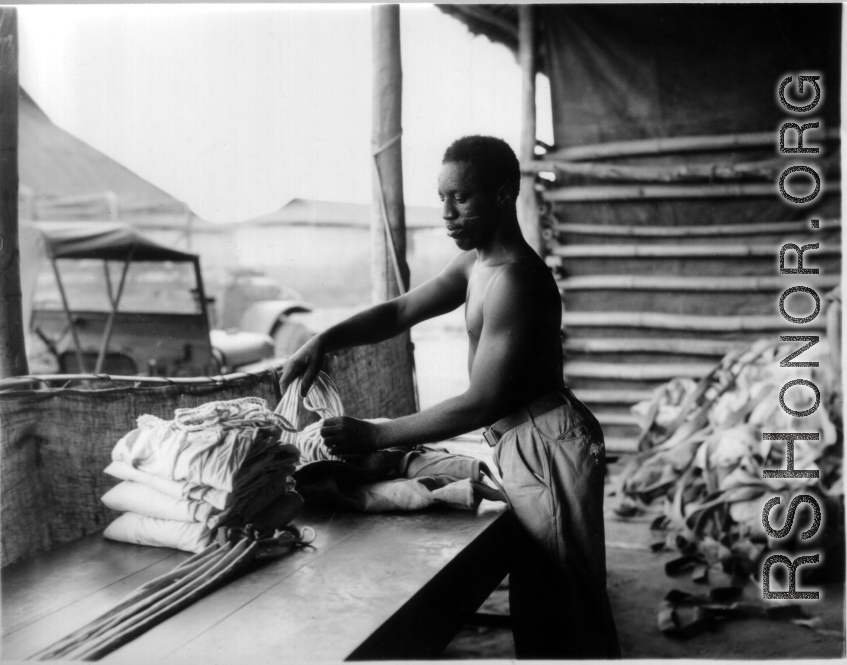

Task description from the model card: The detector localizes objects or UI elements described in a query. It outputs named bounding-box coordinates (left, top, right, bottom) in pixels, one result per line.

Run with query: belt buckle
left=483, top=429, right=499, bottom=447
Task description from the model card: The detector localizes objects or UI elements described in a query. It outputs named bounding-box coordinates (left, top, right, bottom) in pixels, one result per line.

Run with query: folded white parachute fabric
left=113, top=397, right=298, bottom=492
left=102, top=481, right=215, bottom=523
left=104, top=461, right=231, bottom=511
left=103, top=512, right=213, bottom=553
left=103, top=396, right=302, bottom=552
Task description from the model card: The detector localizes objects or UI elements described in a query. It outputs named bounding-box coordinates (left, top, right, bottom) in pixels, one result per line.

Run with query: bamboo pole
left=547, top=128, right=841, bottom=162
left=552, top=218, right=840, bottom=238
left=592, top=411, right=641, bottom=427
left=564, top=361, right=714, bottom=381
left=572, top=388, right=654, bottom=404
left=0, top=8, right=26, bottom=378
left=548, top=243, right=840, bottom=259
left=370, top=5, right=418, bottom=413
left=558, top=274, right=841, bottom=292
left=0, top=361, right=289, bottom=392
left=524, top=154, right=840, bottom=183
left=371, top=4, right=409, bottom=303
left=564, top=337, right=743, bottom=356
left=562, top=311, right=827, bottom=332
left=603, top=437, right=639, bottom=454
left=517, top=5, right=542, bottom=255
left=543, top=181, right=841, bottom=202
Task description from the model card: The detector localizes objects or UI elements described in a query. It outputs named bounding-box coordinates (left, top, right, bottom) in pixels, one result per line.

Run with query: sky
left=17, top=4, right=553, bottom=224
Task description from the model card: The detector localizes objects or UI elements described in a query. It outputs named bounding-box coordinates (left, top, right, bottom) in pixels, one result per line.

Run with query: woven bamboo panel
left=0, top=338, right=416, bottom=567
left=0, top=373, right=278, bottom=568
left=325, top=331, right=417, bottom=421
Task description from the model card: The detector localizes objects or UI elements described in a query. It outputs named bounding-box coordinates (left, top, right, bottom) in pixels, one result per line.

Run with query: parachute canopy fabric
left=38, top=222, right=198, bottom=263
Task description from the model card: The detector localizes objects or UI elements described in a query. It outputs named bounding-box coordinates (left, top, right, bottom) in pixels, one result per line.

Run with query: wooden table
left=2, top=501, right=510, bottom=662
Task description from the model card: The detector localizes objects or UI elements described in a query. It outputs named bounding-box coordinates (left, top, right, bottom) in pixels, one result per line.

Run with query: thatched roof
left=436, top=5, right=518, bottom=53
left=436, top=5, right=553, bottom=73
left=243, top=197, right=442, bottom=229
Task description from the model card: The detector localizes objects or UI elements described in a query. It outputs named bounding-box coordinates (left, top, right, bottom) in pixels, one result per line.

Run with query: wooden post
left=370, top=5, right=418, bottom=413
left=517, top=5, right=542, bottom=256
left=371, top=4, right=409, bottom=303
left=0, top=9, right=26, bottom=378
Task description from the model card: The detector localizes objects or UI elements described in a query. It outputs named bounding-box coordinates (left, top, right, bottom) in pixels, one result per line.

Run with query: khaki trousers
left=491, top=388, right=621, bottom=659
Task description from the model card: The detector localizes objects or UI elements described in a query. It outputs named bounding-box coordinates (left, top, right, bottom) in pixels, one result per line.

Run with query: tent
left=18, top=89, right=191, bottom=223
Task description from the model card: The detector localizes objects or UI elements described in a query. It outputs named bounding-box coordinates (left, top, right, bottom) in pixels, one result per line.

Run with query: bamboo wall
left=540, top=137, right=842, bottom=453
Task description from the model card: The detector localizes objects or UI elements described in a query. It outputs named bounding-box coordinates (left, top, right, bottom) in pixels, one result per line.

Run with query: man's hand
left=280, top=335, right=325, bottom=397
left=320, top=416, right=383, bottom=456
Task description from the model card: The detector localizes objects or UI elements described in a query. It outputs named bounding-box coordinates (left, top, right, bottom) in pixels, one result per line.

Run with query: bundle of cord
left=102, top=397, right=303, bottom=553
left=32, top=525, right=316, bottom=661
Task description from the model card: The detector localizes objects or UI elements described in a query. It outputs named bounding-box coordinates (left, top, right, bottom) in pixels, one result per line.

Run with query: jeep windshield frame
left=36, top=223, right=209, bottom=375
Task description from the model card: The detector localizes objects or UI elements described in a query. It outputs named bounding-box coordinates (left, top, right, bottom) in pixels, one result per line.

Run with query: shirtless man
left=280, top=136, right=620, bottom=659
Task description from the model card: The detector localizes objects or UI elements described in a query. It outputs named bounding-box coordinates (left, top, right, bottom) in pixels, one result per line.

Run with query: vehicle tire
left=273, top=320, right=314, bottom=358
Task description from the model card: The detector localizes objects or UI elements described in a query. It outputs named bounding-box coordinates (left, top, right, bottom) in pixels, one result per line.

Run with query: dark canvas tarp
left=541, top=4, right=841, bottom=147
left=38, top=223, right=198, bottom=262
left=536, top=4, right=842, bottom=227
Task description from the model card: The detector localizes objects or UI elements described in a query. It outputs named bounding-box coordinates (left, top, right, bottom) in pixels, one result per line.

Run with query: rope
left=138, top=396, right=297, bottom=433
left=372, top=131, right=402, bottom=157
left=0, top=362, right=288, bottom=392
left=29, top=526, right=315, bottom=661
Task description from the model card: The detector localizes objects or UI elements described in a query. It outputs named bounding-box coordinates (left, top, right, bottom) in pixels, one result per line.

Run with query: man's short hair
left=442, top=135, right=521, bottom=200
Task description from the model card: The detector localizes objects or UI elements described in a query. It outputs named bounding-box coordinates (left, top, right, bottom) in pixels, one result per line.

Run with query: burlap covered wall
left=0, top=334, right=416, bottom=567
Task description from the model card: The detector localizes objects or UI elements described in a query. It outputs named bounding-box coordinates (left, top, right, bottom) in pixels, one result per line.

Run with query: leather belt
left=483, top=391, right=567, bottom=447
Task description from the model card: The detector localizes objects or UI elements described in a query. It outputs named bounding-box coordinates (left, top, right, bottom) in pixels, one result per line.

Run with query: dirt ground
left=441, top=486, right=845, bottom=660
left=301, top=307, right=845, bottom=660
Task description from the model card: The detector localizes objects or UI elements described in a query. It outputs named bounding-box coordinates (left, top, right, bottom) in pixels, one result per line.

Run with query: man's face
left=437, top=160, right=499, bottom=251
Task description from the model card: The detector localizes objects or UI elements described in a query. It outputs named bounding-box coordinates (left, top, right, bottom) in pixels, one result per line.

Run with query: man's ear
left=495, top=184, right=512, bottom=207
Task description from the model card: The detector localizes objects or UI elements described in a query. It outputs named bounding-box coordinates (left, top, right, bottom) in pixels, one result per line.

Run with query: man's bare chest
left=464, top=265, right=504, bottom=340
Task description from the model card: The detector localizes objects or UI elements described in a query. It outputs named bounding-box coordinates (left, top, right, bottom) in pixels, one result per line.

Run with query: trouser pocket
left=498, top=426, right=550, bottom=490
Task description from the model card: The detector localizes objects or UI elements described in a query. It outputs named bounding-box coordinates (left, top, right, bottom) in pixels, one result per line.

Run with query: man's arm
left=321, top=265, right=541, bottom=452
left=280, top=251, right=472, bottom=395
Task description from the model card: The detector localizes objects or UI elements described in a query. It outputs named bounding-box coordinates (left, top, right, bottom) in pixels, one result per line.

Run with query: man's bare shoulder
left=442, top=249, right=477, bottom=280
left=484, top=254, right=559, bottom=312
left=496, top=253, right=555, bottom=290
